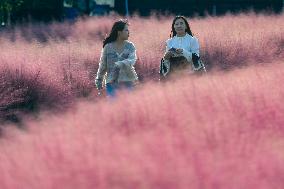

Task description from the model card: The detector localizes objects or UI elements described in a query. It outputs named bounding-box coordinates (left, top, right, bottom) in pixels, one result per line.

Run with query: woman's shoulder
left=103, top=43, right=112, bottom=50
left=125, top=40, right=136, bottom=50
left=125, top=40, right=135, bottom=46
left=187, top=34, right=198, bottom=41
left=166, top=38, right=172, bottom=42
left=166, top=37, right=174, bottom=45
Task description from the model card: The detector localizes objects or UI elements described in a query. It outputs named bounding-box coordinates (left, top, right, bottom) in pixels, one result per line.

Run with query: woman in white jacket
left=160, top=16, right=204, bottom=78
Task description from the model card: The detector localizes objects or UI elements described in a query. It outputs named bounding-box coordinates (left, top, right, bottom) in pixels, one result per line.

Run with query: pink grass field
left=0, top=13, right=283, bottom=121
left=0, top=13, right=284, bottom=188
left=1, top=63, right=284, bottom=189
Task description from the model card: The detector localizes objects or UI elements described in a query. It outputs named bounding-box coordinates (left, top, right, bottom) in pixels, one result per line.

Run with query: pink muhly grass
left=0, top=62, right=283, bottom=188
left=0, top=12, right=283, bottom=124
left=0, top=67, right=74, bottom=124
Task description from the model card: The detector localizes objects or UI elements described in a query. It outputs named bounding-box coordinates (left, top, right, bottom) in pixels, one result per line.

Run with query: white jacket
left=165, top=33, right=200, bottom=62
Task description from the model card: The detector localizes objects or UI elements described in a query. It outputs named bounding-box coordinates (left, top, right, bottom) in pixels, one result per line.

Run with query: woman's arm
left=95, top=46, right=107, bottom=88
left=190, top=37, right=200, bottom=56
left=181, top=37, right=200, bottom=62
left=164, top=40, right=174, bottom=60
left=115, top=43, right=137, bottom=67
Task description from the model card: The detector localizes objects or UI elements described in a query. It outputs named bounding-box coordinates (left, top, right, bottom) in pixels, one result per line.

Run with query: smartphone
left=168, top=47, right=177, bottom=53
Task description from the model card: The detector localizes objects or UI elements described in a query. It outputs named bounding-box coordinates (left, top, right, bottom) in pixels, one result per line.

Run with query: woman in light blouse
left=160, top=16, right=204, bottom=78
left=95, top=20, right=138, bottom=97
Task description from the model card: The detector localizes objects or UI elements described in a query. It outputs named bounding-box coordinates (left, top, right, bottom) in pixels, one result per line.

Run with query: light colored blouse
left=96, top=41, right=138, bottom=84
left=165, top=33, right=200, bottom=62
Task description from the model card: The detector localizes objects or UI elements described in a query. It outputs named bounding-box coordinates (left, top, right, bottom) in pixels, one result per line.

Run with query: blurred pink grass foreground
left=0, top=13, right=284, bottom=188
left=0, top=62, right=284, bottom=188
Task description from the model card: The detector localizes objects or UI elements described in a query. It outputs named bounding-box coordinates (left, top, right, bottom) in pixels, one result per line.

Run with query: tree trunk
left=7, top=11, right=11, bottom=26
left=84, top=0, right=90, bottom=15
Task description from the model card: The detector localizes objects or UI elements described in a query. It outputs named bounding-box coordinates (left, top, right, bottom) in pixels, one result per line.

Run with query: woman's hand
left=95, top=79, right=103, bottom=90
left=176, top=48, right=183, bottom=54
left=164, top=51, right=174, bottom=60
left=109, top=64, right=120, bottom=83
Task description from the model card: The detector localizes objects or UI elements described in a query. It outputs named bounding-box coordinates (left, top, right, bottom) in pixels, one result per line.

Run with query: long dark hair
left=103, top=20, right=128, bottom=47
left=170, top=16, right=193, bottom=38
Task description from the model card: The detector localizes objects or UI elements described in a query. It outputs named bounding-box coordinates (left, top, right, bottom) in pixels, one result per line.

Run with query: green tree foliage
left=0, top=0, right=23, bottom=25
left=0, top=0, right=23, bottom=13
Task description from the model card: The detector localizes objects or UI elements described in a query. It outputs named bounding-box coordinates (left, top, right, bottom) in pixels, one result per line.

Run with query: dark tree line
left=115, top=0, right=283, bottom=16
left=1, top=0, right=64, bottom=25
left=0, top=0, right=283, bottom=25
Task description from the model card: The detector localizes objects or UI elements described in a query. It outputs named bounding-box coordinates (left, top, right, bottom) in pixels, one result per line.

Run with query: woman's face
left=118, top=25, right=129, bottom=40
left=174, top=18, right=187, bottom=35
